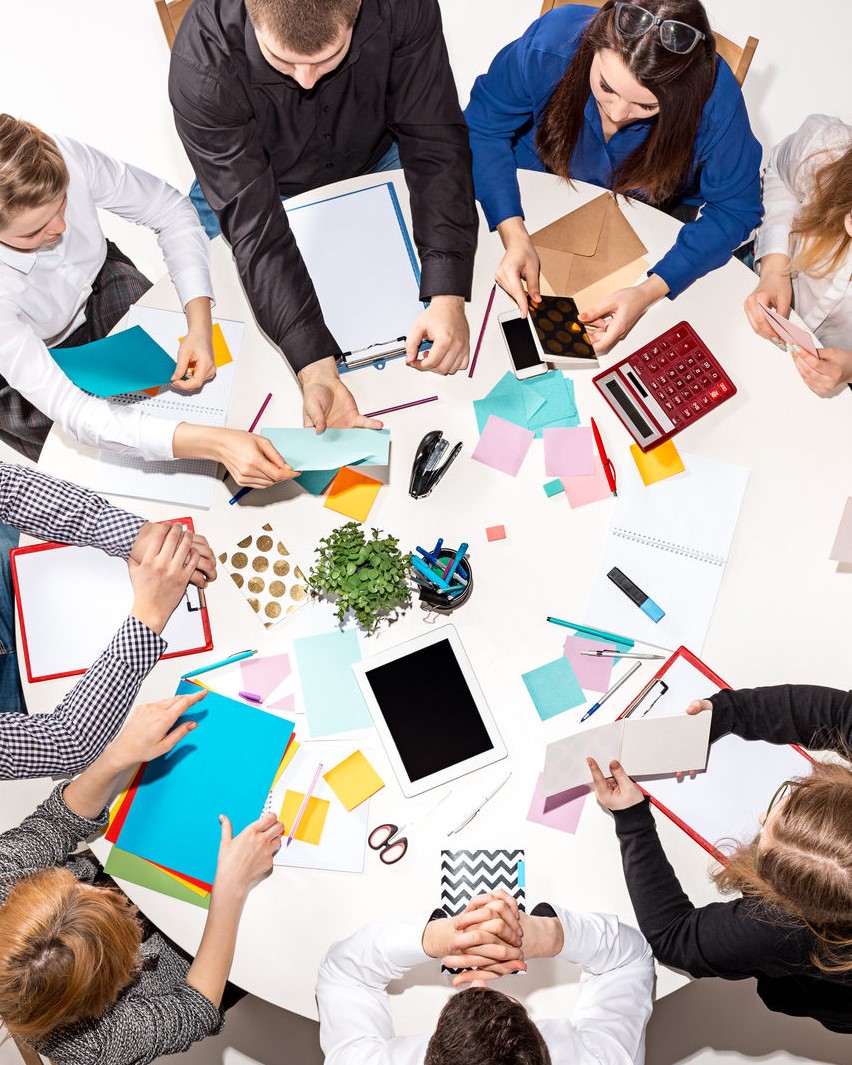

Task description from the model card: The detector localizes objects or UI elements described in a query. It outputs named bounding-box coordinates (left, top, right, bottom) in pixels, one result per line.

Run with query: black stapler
left=409, top=430, right=462, bottom=499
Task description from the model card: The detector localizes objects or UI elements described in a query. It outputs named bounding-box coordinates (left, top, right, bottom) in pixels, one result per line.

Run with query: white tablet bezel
left=352, top=624, right=507, bottom=797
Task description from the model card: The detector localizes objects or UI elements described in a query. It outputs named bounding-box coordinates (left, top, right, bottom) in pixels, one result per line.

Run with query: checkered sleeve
left=0, top=462, right=144, bottom=557
left=0, top=617, right=165, bottom=779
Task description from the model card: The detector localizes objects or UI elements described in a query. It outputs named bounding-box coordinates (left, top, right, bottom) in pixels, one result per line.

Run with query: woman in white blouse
left=744, top=114, right=852, bottom=397
left=0, top=115, right=295, bottom=486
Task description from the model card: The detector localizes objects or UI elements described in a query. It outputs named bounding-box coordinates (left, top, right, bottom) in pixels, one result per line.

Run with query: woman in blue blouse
left=465, top=1, right=762, bottom=352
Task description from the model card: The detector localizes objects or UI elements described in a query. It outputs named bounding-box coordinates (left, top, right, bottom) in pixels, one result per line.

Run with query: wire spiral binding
left=108, top=391, right=225, bottom=420
left=612, top=527, right=725, bottom=566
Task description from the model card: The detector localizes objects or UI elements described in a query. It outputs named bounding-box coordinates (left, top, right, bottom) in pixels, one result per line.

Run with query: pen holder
left=413, top=548, right=474, bottom=615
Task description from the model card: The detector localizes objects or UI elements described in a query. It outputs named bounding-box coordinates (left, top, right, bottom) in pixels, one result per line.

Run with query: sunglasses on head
left=614, top=2, right=706, bottom=55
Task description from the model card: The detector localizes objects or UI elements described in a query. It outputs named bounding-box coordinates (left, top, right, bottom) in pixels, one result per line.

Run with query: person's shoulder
left=706, top=54, right=745, bottom=109
left=529, top=5, right=596, bottom=58
left=171, top=0, right=247, bottom=69
left=792, top=114, right=852, bottom=157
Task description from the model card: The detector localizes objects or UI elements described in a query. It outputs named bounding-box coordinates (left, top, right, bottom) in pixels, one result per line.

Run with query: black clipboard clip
left=409, top=430, right=462, bottom=499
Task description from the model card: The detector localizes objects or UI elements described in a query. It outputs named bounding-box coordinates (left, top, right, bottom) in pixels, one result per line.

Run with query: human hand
left=172, top=297, right=217, bottom=392
left=214, top=811, right=284, bottom=900
left=588, top=757, right=645, bottom=811
left=743, top=255, right=793, bottom=341
left=129, top=521, right=200, bottom=633
left=173, top=424, right=298, bottom=488
left=131, top=521, right=217, bottom=589
left=579, top=278, right=664, bottom=354
left=298, top=357, right=384, bottom=432
left=495, top=216, right=540, bottom=317
left=405, top=296, right=469, bottom=374
left=104, top=689, right=205, bottom=772
left=791, top=345, right=852, bottom=398
left=423, top=892, right=526, bottom=985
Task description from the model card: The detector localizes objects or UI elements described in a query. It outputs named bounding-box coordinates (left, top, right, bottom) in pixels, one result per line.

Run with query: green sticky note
left=543, top=478, right=564, bottom=497
left=522, top=657, right=585, bottom=721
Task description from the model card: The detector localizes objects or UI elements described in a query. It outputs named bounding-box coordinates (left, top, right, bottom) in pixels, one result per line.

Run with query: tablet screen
left=360, top=637, right=494, bottom=781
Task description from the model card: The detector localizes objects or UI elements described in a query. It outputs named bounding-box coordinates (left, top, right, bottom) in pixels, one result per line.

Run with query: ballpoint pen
left=286, top=762, right=324, bottom=847
left=590, top=417, right=617, bottom=497
left=546, top=616, right=635, bottom=649
left=184, top=649, right=257, bottom=679
left=580, top=650, right=666, bottom=660
left=580, top=661, right=642, bottom=723
left=447, top=771, right=512, bottom=835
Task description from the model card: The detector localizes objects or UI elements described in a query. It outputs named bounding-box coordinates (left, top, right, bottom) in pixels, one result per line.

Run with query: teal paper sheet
left=293, top=629, right=371, bottom=736
left=474, top=372, right=579, bottom=439
left=295, top=468, right=340, bottom=495
left=521, top=656, right=585, bottom=721
left=116, top=682, right=295, bottom=884
left=49, top=325, right=176, bottom=397
left=261, top=428, right=390, bottom=470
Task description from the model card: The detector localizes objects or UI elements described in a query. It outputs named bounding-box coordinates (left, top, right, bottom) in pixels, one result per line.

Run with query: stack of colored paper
left=473, top=371, right=579, bottom=439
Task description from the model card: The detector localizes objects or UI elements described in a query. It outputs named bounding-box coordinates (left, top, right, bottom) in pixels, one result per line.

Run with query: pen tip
left=612, top=490, right=618, bottom=497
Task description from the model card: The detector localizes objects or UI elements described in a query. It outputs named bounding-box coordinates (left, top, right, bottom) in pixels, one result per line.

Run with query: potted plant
left=308, top=522, right=412, bottom=632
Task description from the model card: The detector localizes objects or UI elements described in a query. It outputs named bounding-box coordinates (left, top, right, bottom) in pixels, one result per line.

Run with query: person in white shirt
left=743, top=114, right=852, bottom=398
left=317, top=891, right=654, bottom=1065
left=0, top=115, right=295, bottom=487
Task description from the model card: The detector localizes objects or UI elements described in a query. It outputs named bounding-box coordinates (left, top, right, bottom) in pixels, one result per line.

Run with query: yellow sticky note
left=630, top=440, right=685, bottom=486
left=323, top=750, right=385, bottom=811
left=280, top=789, right=330, bottom=845
left=323, top=467, right=382, bottom=523
left=177, top=322, right=233, bottom=368
left=271, top=738, right=300, bottom=789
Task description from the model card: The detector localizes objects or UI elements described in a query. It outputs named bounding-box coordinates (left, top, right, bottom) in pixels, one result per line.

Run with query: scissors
left=368, top=822, right=409, bottom=864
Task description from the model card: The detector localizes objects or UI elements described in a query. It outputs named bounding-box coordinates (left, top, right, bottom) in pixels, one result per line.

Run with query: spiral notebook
left=584, top=452, right=749, bottom=651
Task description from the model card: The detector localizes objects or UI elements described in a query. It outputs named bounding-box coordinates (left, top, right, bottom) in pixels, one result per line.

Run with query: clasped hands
left=422, top=890, right=563, bottom=988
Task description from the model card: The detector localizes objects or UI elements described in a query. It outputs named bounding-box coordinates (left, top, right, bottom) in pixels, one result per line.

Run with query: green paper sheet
left=103, top=847, right=210, bottom=909
left=521, top=656, right=585, bottom=721
left=49, top=325, right=176, bottom=397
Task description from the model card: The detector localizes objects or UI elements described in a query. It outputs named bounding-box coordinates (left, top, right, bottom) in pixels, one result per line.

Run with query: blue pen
left=416, top=544, right=441, bottom=565
left=440, top=543, right=469, bottom=586
left=580, top=661, right=642, bottom=723
left=229, top=486, right=253, bottom=505
left=184, top=648, right=257, bottom=679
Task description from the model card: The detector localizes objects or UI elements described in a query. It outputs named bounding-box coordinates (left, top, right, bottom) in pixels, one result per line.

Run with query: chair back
left=155, top=0, right=194, bottom=49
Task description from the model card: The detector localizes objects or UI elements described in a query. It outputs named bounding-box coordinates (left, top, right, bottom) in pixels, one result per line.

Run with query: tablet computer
left=352, top=625, right=507, bottom=797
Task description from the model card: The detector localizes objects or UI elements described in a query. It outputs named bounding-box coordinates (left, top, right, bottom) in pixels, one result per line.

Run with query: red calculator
left=593, top=322, right=736, bottom=452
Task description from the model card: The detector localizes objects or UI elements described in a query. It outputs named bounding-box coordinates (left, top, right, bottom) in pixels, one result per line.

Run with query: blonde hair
left=790, top=143, right=852, bottom=278
left=0, top=868, right=142, bottom=1043
left=0, top=115, right=68, bottom=229
left=713, top=760, right=852, bottom=974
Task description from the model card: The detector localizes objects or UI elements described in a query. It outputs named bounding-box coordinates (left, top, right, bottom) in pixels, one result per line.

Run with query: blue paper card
left=293, top=629, right=371, bottom=736
left=116, top=683, right=295, bottom=884
left=49, top=325, right=176, bottom=397
left=521, top=656, right=585, bottom=721
left=295, top=468, right=340, bottom=495
left=261, top=428, right=390, bottom=470
left=473, top=372, right=579, bottom=439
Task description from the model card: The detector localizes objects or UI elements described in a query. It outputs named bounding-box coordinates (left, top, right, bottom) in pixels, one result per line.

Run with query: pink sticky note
left=486, top=525, right=507, bottom=542
left=471, top=415, right=535, bottom=477
left=561, top=448, right=612, bottom=508
left=240, top=654, right=292, bottom=702
left=563, top=634, right=614, bottom=692
left=543, top=427, right=595, bottom=477
left=267, top=693, right=296, bottom=714
left=526, top=773, right=588, bottom=834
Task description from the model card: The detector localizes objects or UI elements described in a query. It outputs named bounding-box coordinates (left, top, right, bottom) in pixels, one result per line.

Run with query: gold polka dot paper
left=219, top=523, right=308, bottom=628
left=529, top=295, right=595, bottom=361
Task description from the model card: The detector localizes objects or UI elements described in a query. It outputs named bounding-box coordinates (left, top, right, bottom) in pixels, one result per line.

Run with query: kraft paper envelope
left=531, top=193, right=648, bottom=299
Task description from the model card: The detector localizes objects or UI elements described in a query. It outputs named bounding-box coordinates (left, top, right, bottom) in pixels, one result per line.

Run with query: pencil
left=286, top=762, right=324, bottom=847
left=364, top=395, right=438, bottom=418
left=248, top=392, right=273, bottom=434
left=468, top=283, right=496, bottom=379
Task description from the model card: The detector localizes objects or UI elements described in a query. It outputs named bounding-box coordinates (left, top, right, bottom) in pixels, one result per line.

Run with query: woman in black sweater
left=588, top=684, right=852, bottom=1032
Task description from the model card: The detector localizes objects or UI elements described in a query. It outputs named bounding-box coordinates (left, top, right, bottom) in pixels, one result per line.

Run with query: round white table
left=16, top=170, right=852, bottom=1028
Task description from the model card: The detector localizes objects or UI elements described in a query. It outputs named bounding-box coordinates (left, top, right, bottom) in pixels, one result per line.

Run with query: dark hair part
left=425, top=986, right=551, bottom=1065
left=713, top=760, right=852, bottom=974
left=245, top=0, right=361, bottom=55
left=536, top=0, right=716, bottom=206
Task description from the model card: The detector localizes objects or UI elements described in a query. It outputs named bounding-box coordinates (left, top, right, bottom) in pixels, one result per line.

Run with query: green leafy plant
left=308, top=522, right=412, bottom=631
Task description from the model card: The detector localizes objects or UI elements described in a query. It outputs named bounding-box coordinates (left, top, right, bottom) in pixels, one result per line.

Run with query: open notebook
left=584, top=451, right=749, bottom=651
left=86, top=307, right=245, bottom=509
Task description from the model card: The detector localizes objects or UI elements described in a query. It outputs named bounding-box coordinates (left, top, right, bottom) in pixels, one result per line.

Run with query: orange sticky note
left=323, top=750, right=384, bottom=811
left=177, top=322, right=233, bottom=369
left=323, top=467, right=382, bottom=523
left=280, top=790, right=330, bottom=845
left=630, top=440, right=685, bottom=486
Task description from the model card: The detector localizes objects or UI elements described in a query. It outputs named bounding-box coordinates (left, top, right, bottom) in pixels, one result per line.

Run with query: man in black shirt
left=169, top=0, right=478, bottom=430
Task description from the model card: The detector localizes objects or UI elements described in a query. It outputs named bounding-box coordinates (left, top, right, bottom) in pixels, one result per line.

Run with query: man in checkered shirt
left=0, top=462, right=216, bottom=777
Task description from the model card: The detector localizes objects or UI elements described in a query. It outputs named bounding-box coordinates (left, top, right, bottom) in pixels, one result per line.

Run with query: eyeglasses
left=614, top=2, right=706, bottom=55
left=753, top=780, right=793, bottom=861
left=368, top=822, right=408, bottom=864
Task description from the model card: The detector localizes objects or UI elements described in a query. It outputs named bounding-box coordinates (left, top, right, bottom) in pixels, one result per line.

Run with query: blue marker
left=606, top=567, right=665, bottom=623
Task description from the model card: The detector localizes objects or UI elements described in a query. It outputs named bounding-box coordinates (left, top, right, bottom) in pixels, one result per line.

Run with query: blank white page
left=285, top=183, right=424, bottom=353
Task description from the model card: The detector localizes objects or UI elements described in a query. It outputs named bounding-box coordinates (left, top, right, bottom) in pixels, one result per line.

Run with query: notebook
left=10, top=518, right=212, bottom=682
left=584, top=451, right=749, bottom=651
left=85, top=307, right=245, bottom=509
left=620, top=648, right=812, bottom=862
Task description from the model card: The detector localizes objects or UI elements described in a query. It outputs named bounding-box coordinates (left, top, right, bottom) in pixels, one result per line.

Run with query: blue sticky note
left=521, top=657, right=585, bottom=721
left=49, top=325, right=176, bottom=397
left=116, top=683, right=294, bottom=885
left=261, top=428, right=390, bottom=470
left=543, top=478, right=564, bottom=497
left=295, top=468, right=340, bottom=495
left=293, top=629, right=371, bottom=736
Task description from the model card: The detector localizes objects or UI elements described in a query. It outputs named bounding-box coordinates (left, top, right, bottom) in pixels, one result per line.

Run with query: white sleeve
left=0, top=301, right=176, bottom=459
left=62, top=137, right=213, bottom=309
left=546, top=907, right=654, bottom=1065
left=316, top=918, right=430, bottom=1065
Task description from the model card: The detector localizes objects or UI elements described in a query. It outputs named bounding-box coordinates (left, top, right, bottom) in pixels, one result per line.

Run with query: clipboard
left=618, top=647, right=812, bottom=862
left=11, top=516, right=213, bottom=683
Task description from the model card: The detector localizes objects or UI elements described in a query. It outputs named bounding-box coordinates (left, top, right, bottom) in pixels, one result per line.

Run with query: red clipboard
left=11, top=516, right=213, bottom=683
left=618, top=646, right=812, bottom=862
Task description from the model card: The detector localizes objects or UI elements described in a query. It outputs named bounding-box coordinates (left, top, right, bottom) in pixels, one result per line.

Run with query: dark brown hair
left=536, top=0, right=716, bottom=206
left=425, top=986, right=551, bottom=1065
left=0, top=868, right=142, bottom=1042
left=713, top=760, right=852, bottom=974
left=790, top=142, right=852, bottom=278
left=246, top=0, right=361, bottom=55
left=0, top=115, right=68, bottom=228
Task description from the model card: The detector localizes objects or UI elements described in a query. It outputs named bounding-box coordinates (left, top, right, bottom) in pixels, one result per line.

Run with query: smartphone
left=498, top=309, right=548, bottom=379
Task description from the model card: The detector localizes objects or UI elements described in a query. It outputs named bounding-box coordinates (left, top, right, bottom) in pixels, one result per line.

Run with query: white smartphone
left=498, top=308, right=548, bottom=379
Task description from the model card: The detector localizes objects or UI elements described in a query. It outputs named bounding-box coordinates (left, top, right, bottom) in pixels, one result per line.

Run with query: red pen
left=590, top=417, right=617, bottom=497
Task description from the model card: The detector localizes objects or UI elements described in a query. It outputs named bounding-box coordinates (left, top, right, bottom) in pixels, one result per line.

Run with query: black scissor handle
left=369, top=823, right=398, bottom=849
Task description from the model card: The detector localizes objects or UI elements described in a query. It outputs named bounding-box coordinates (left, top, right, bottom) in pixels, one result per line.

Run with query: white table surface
left=10, top=170, right=852, bottom=1028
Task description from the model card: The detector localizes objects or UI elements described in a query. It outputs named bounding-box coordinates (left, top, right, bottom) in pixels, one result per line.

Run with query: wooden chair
left=538, top=0, right=758, bottom=86
left=6, top=1032, right=51, bottom=1065
left=154, top=0, right=194, bottom=49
